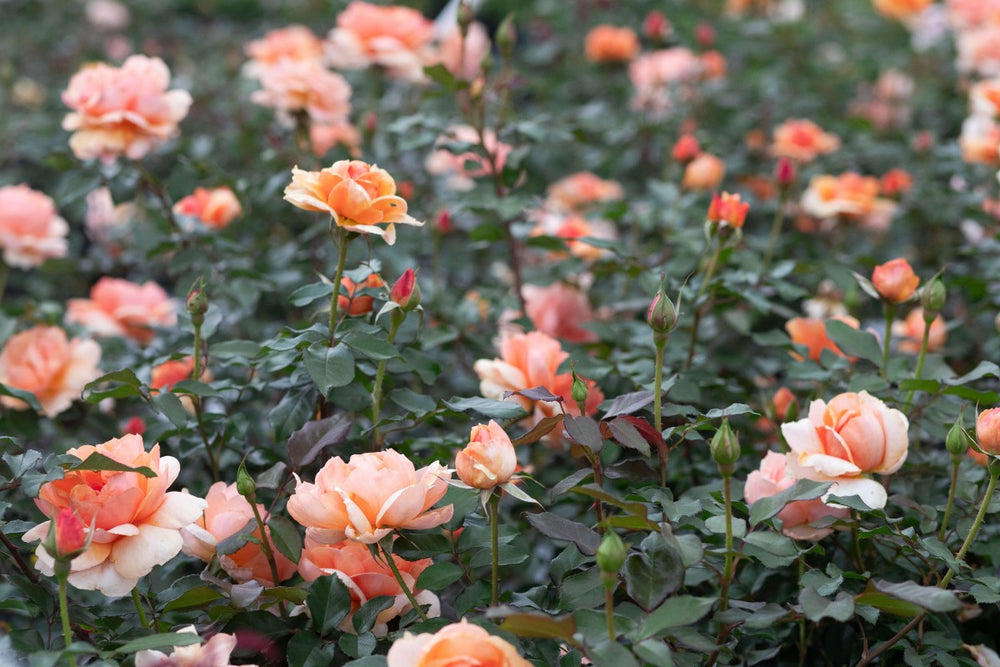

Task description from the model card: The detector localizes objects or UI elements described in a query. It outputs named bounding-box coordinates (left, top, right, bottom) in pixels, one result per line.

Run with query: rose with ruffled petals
left=324, top=1, right=435, bottom=82
left=522, top=283, right=597, bottom=344
left=781, top=391, right=908, bottom=509
left=287, top=449, right=452, bottom=544
left=387, top=619, right=531, bottom=667
left=456, top=421, right=517, bottom=489
left=0, top=184, right=69, bottom=268
left=66, top=277, right=176, bottom=345
left=745, top=452, right=849, bottom=540
left=23, top=434, right=206, bottom=596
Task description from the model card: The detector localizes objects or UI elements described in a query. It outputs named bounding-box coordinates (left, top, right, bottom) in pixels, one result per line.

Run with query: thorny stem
left=131, top=588, right=151, bottom=629
left=938, top=459, right=960, bottom=542
left=380, top=539, right=428, bottom=622
left=371, top=315, right=402, bottom=450
left=488, top=491, right=501, bottom=607
left=902, top=319, right=932, bottom=413
left=328, top=225, right=350, bottom=347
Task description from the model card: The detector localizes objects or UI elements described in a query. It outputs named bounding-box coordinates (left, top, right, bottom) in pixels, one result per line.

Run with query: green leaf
left=352, top=596, right=394, bottom=635
left=585, top=639, right=640, bottom=667
left=151, top=392, right=188, bottom=427
left=623, top=532, right=684, bottom=612
left=65, top=452, right=156, bottom=478
left=444, top=396, right=528, bottom=420
left=634, top=639, right=674, bottom=666
left=163, top=586, right=225, bottom=612
left=304, top=343, right=355, bottom=393
left=873, top=579, right=961, bottom=613
left=287, top=413, right=354, bottom=469
left=342, top=332, right=399, bottom=360
left=639, top=596, right=716, bottom=639
left=825, top=320, right=882, bottom=364
left=113, top=632, right=203, bottom=655
left=270, top=389, right=314, bottom=443
left=342, top=657, right=389, bottom=667
left=286, top=630, right=337, bottom=667
left=704, top=403, right=756, bottom=419
left=496, top=611, right=576, bottom=641
left=339, top=632, right=376, bottom=660
left=855, top=592, right=922, bottom=618
left=290, top=281, right=334, bottom=307
left=211, top=340, right=262, bottom=360
left=268, top=515, right=303, bottom=564
left=82, top=369, right=147, bottom=402
left=563, top=415, right=603, bottom=452
left=0, top=383, right=42, bottom=412
left=416, top=562, right=464, bottom=591
left=799, top=587, right=855, bottom=622
left=306, top=574, right=353, bottom=637
left=512, top=415, right=563, bottom=445
left=388, top=388, right=437, bottom=415
left=525, top=511, right=600, bottom=555
left=607, top=417, right=651, bottom=457
left=748, top=479, right=831, bottom=526
left=743, top=531, right=799, bottom=568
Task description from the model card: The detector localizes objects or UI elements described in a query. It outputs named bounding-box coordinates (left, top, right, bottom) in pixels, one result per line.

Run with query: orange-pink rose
left=0, top=184, right=69, bottom=268
left=284, top=160, right=422, bottom=245
left=892, top=307, right=946, bottom=354
left=871, top=258, right=919, bottom=303
left=522, top=282, right=597, bottom=343
left=172, top=186, right=242, bottom=229
left=387, top=619, right=531, bottom=667
left=251, top=59, right=352, bottom=125
left=425, top=125, right=512, bottom=192
left=437, top=21, right=491, bottom=81
left=310, top=121, right=361, bottom=158
left=23, top=434, right=206, bottom=596
left=629, top=47, right=702, bottom=115
left=785, top=316, right=860, bottom=362
left=682, top=153, right=726, bottom=190
left=134, top=626, right=251, bottom=667
left=546, top=172, right=624, bottom=211
left=287, top=449, right=452, bottom=544
left=456, top=420, right=518, bottom=489
left=584, top=25, right=640, bottom=63
left=61, top=55, right=192, bottom=163
left=529, top=211, right=617, bottom=262
left=781, top=391, right=908, bottom=509
left=244, top=25, right=324, bottom=72
left=744, top=451, right=849, bottom=540
left=0, top=325, right=101, bottom=418
left=872, top=0, right=933, bottom=21
left=324, top=1, right=435, bottom=82
left=66, top=277, right=177, bottom=345
left=959, top=115, right=1000, bottom=165
left=800, top=173, right=896, bottom=227
left=298, top=537, right=438, bottom=636
left=771, top=119, right=840, bottom=163
left=180, top=482, right=295, bottom=587
left=977, top=407, right=1000, bottom=456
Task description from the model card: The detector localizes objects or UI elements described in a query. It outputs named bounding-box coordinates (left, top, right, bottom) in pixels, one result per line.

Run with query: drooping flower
left=386, top=619, right=531, bottom=667
left=66, top=277, right=177, bottom=345
left=0, top=184, right=69, bottom=269
left=23, top=434, right=206, bottom=596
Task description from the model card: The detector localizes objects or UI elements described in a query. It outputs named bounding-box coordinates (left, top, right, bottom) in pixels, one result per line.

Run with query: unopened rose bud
left=596, top=531, right=627, bottom=586
left=672, top=134, right=701, bottom=164
left=871, top=258, right=919, bottom=304
left=236, top=462, right=256, bottom=502
left=186, top=279, right=208, bottom=326
left=456, top=420, right=517, bottom=489
left=977, top=407, right=1000, bottom=457
left=123, top=416, right=146, bottom=435
left=648, top=281, right=678, bottom=340
left=390, top=268, right=421, bottom=311
left=946, top=419, right=974, bottom=462
left=436, top=209, right=453, bottom=234
left=710, top=418, right=741, bottom=471
left=458, top=1, right=475, bottom=32
left=497, top=14, right=516, bottom=60
left=775, top=157, right=796, bottom=189
left=707, top=191, right=749, bottom=229
left=570, top=368, right=589, bottom=409
left=364, top=111, right=378, bottom=135
left=772, top=386, right=795, bottom=421
left=920, top=278, right=946, bottom=319
left=695, top=22, right=715, bottom=47
left=48, top=508, right=88, bottom=561
left=643, top=10, right=672, bottom=43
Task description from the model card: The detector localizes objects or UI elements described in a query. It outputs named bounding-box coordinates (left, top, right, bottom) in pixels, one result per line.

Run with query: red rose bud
left=707, top=191, right=749, bottom=229
left=436, top=209, right=453, bottom=234
left=364, top=111, right=378, bottom=135
left=672, top=134, right=701, bottom=164
left=695, top=22, right=716, bottom=47
left=643, top=10, right=672, bottom=42
left=390, top=269, right=420, bottom=311
left=50, top=508, right=88, bottom=560
left=123, top=416, right=146, bottom=436
left=775, top=157, right=796, bottom=189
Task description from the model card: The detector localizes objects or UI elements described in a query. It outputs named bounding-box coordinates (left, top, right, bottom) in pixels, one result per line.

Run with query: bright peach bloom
left=786, top=316, right=860, bottom=362
left=134, top=626, right=253, bottom=667
left=299, top=537, right=438, bottom=636
left=251, top=59, right=352, bottom=125
left=800, top=173, right=894, bottom=221
left=474, top=331, right=604, bottom=426
left=969, top=79, right=1000, bottom=118
left=959, top=115, right=1000, bottom=165
left=744, top=452, right=849, bottom=540
left=24, top=434, right=206, bottom=596
left=180, top=482, right=295, bottom=587
left=629, top=47, right=702, bottom=114
left=682, top=153, right=726, bottom=190
left=773, top=386, right=796, bottom=421
left=0, top=184, right=69, bottom=269
left=287, top=449, right=453, bottom=545
left=879, top=169, right=913, bottom=197
left=284, top=160, right=422, bottom=245
left=672, top=134, right=701, bottom=163
left=437, top=21, right=491, bottom=81
left=310, top=121, right=362, bottom=158
left=781, top=391, right=909, bottom=509
left=872, top=258, right=919, bottom=303
left=707, top=191, right=749, bottom=229
left=340, top=273, right=385, bottom=316
left=584, top=25, right=640, bottom=63
left=245, top=25, right=324, bottom=71
left=771, top=119, right=840, bottom=163
left=387, top=619, right=531, bottom=667
left=172, top=187, right=242, bottom=229
left=66, top=277, right=176, bottom=345
left=52, top=508, right=89, bottom=558
left=977, top=408, right=1000, bottom=456
left=425, top=125, right=512, bottom=192
left=324, top=1, right=435, bottom=82
left=522, top=282, right=597, bottom=343
left=530, top=211, right=617, bottom=262
left=546, top=172, right=624, bottom=211
left=892, top=308, right=946, bottom=354
left=872, top=0, right=932, bottom=20
left=61, top=55, right=192, bottom=163
left=700, top=50, right=727, bottom=80
left=947, top=0, right=1000, bottom=29
left=456, top=421, right=517, bottom=489
left=0, top=325, right=101, bottom=418
left=957, top=25, right=1000, bottom=78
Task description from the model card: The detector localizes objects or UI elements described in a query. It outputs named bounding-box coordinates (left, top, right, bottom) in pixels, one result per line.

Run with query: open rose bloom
left=172, top=186, right=242, bottom=229
left=324, top=1, right=435, bottom=82
left=745, top=452, right=849, bottom=540
left=781, top=391, right=908, bottom=509
left=244, top=24, right=324, bottom=75
left=0, top=184, right=69, bottom=268
left=522, top=282, right=597, bottom=343
left=134, top=626, right=254, bottom=667
left=386, top=619, right=531, bottom=667
left=785, top=315, right=860, bottom=362
left=0, top=325, right=102, bottom=417
left=250, top=59, right=352, bottom=125
left=23, top=434, right=205, bottom=596
left=298, top=537, right=439, bottom=636
left=287, top=449, right=453, bottom=544
left=61, top=55, right=192, bottom=163
left=770, top=118, right=840, bottom=163
left=66, top=277, right=177, bottom=344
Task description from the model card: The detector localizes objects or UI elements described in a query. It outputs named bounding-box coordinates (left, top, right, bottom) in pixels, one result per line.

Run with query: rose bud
left=871, top=258, right=919, bottom=304
left=390, top=268, right=420, bottom=311
left=710, top=418, right=741, bottom=471
left=977, top=407, right=1000, bottom=457
left=456, top=420, right=517, bottom=489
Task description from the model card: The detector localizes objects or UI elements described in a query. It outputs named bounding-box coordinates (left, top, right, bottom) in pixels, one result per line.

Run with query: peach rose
left=284, top=160, right=422, bottom=245
left=0, top=184, right=69, bottom=269
left=339, top=272, right=385, bottom=316
left=957, top=25, right=1000, bottom=78
left=250, top=58, right=352, bottom=125
left=682, top=153, right=726, bottom=190
left=287, top=449, right=452, bottom=544
left=879, top=169, right=913, bottom=197
left=892, top=307, right=946, bottom=354
left=781, top=391, right=909, bottom=509
left=425, top=125, right=511, bottom=192
left=310, top=121, right=362, bottom=158
left=456, top=420, right=518, bottom=489
left=584, top=25, right=640, bottom=63
left=773, top=386, right=796, bottom=421
left=61, top=55, right=192, bottom=163
left=437, top=21, right=491, bottom=81
left=180, top=482, right=295, bottom=587
left=629, top=47, right=702, bottom=115
left=546, top=172, right=624, bottom=211
left=298, top=537, right=438, bottom=636
left=387, top=619, right=531, bottom=667
left=0, top=325, right=102, bottom=418
left=800, top=173, right=896, bottom=225
left=786, top=316, right=860, bottom=362
left=134, top=626, right=253, bottom=667
left=707, top=191, right=749, bottom=229
left=66, top=277, right=177, bottom=345
left=969, top=79, right=1000, bottom=118
left=522, top=282, right=597, bottom=343
left=745, top=452, right=849, bottom=540
left=959, top=115, right=1000, bottom=165
left=85, top=187, right=134, bottom=246
left=244, top=25, right=324, bottom=73
left=23, top=434, right=206, bottom=596
left=529, top=211, right=617, bottom=262
left=947, top=0, right=1000, bottom=29
left=700, top=50, right=727, bottom=80
left=172, top=186, right=242, bottom=229
left=771, top=119, right=840, bottom=163
left=872, top=0, right=932, bottom=20
left=977, top=407, right=1000, bottom=456
left=324, top=1, right=435, bottom=82
left=871, top=258, right=919, bottom=303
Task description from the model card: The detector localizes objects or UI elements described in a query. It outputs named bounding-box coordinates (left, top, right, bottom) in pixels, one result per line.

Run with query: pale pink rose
left=781, top=391, right=909, bottom=509
left=800, top=173, right=897, bottom=228
left=66, top=277, right=177, bottom=345
left=85, top=0, right=130, bottom=30
left=629, top=47, right=702, bottom=115
left=947, top=0, right=1000, bottom=29
left=251, top=58, right=352, bottom=125
left=172, top=186, right=242, bottom=229
left=298, top=537, right=439, bottom=636
left=0, top=325, right=101, bottom=418
left=180, top=482, right=295, bottom=587
left=85, top=187, right=135, bottom=245
left=522, top=283, right=597, bottom=343
left=437, top=21, right=491, bottom=81
left=744, top=451, right=849, bottom=540
left=23, top=434, right=206, bottom=596
left=546, top=172, right=624, bottom=211
left=957, top=25, right=1000, bottom=78
left=456, top=420, right=518, bottom=488
left=287, top=449, right=453, bottom=544
left=310, top=121, right=362, bottom=157
left=134, top=626, right=255, bottom=667
left=62, top=55, right=192, bottom=163
left=0, top=184, right=69, bottom=268
left=244, top=25, right=324, bottom=77
left=324, top=1, right=435, bottom=82
left=892, top=307, right=947, bottom=354
left=425, top=125, right=511, bottom=192
left=959, top=115, right=1000, bottom=164
left=387, top=619, right=531, bottom=667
